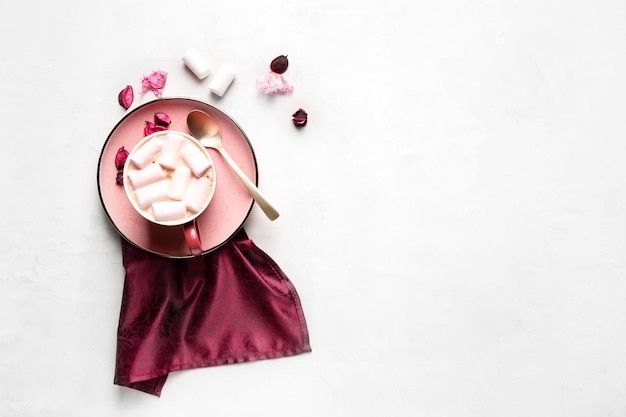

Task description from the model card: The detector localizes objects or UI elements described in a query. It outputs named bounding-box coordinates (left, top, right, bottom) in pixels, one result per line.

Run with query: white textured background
left=2, top=0, right=626, bottom=415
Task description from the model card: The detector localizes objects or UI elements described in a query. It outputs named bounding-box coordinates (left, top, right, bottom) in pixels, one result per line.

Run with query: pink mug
left=123, top=130, right=216, bottom=256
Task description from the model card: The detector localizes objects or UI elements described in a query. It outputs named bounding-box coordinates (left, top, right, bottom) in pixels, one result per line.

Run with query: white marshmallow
left=168, top=165, right=192, bottom=200
left=130, top=138, right=164, bottom=169
left=181, top=143, right=210, bottom=177
left=158, top=133, right=186, bottom=170
left=208, top=65, right=236, bottom=97
left=127, top=163, right=165, bottom=189
left=133, top=180, right=170, bottom=210
left=185, top=176, right=213, bottom=213
left=182, top=48, right=211, bottom=80
left=152, top=201, right=188, bottom=222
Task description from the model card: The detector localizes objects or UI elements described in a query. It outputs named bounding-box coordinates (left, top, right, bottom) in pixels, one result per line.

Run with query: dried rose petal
left=256, top=72, right=294, bottom=95
left=144, top=121, right=168, bottom=136
left=114, top=146, right=129, bottom=170
left=292, top=108, right=308, bottom=127
left=144, top=122, right=156, bottom=136
left=118, top=85, right=134, bottom=109
left=270, top=55, right=289, bottom=74
left=115, top=171, right=124, bottom=186
left=141, top=70, right=168, bottom=98
left=154, top=112, right=171, bottom=127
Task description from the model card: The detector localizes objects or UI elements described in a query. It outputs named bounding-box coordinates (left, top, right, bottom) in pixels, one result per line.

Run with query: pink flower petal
left=141, top=70, right=168, bottom=97
left=144, top=121, right=168, bottom=136
left=114, top=146, right=129, bottom=170
left=117, top=85, right=134, bottom=109
left=256, top=71, right=294, bottom=95
left=153, top=112, right=171, bottom=127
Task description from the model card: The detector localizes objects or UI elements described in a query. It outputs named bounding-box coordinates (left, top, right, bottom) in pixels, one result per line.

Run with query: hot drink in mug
left=123, top=130, right=216, bottom=256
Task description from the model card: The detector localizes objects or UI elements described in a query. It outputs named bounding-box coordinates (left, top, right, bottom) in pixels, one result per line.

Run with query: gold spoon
left=187, top=110, right=280, bottom=221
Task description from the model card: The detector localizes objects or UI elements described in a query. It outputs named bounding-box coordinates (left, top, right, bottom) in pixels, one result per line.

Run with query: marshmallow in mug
left=133, top=179, right=170, bottom=210
left=186, top=176, right=214, bottom=213
left=158, top=133, right=185, bottom=170
left=127, top=163, right=166, bottom=189
left=181, top=143, right=211, bottom=177
left=152, top=200, right=188, bottom=222
left=168, top=165, right=192, bottom=200
left=129, top=137, right=164, bottom=169
left=125, top=132, right=215, bottom=224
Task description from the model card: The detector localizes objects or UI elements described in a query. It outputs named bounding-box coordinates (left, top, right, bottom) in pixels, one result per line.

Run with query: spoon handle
left=217, top=146, right=280, bottom=221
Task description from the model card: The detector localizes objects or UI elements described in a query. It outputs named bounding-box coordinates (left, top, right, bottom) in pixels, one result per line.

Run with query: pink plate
left=97, top=97, right=256, bottom=258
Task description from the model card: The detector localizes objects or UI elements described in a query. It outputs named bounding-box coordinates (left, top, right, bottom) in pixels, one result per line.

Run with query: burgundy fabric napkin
left=114, top=228, right=311, bottom=396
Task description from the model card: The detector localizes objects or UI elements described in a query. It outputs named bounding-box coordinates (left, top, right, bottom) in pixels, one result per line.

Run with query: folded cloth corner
left=114, top=228, right=311, bottom=396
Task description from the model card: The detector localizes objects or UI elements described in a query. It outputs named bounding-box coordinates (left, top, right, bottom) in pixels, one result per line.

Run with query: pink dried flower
left=154, top=112, right=171, bottom=127
left=144, top=121, right=167, bottom=136
left=118, top=85, right=134, bottom=109
left=114, top=146, right=129, bottom=185
left=292, top=108, right=308, bottom=127
left=141, top=70, right=168, bottom=97
left=256, top=72, right=293, bottom=95
left=115, top=146, right=129, bottom=170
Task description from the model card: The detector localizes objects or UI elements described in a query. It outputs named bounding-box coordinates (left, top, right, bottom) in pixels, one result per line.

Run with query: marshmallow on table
left=130, top=138, right=164, bottom=169
left=181, top=143, right=210, bottom=177
left=158, top=133, right=186, bottom=170
left=209, top=65, right=236, bottom=97
left=133, top=180, right=170, bottom=210
left=152, top=201, right=188, bottom=222
left=182, top=48, right=211, bottom=80
left=168, top=165, right=192, bottom=200
left=127, top=163, right=166, bottom=189
left=185, top=176, right=213, bottom=213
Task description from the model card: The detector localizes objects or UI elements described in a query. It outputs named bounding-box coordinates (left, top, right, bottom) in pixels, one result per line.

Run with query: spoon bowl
left=187, top=110, right=279, bottom=221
